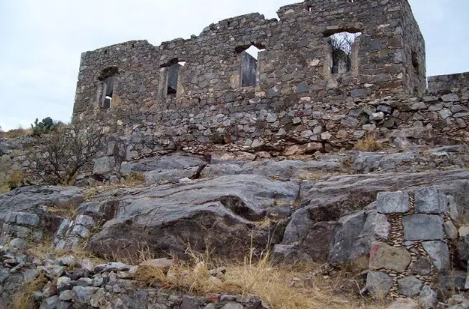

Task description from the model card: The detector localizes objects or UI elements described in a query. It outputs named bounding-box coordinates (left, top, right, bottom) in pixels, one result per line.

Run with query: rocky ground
left=1, top=144, right=469, bottom=308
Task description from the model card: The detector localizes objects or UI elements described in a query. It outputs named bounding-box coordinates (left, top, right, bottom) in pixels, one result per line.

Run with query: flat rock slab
left=398, top=276, right=423, bottom=297
left=414, top=187, right=448, bottom=214
left=365, top=271, right=393, bottom=298
left=422, top=241, right=450, bottom=274
left=403, top=214, right=444, bottom=241
left=377, top=191, right=410, bottom=214
left=369, top=242, right=411, bottom=273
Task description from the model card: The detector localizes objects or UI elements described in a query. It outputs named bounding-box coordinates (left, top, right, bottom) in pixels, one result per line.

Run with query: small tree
left=29, top=122, right=105, bottom=185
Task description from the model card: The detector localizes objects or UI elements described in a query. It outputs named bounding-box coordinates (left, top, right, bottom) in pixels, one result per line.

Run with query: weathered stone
left=93, top=156, right=116, bottom=175
left=403, top=214, right=444, bottom=241
left=419, top=286, right=438, bottom=309
left=329, top=211, right=366, bottom=266
left=139, top=258, right=174, bottom=269
left=374, top=214, right=390, bottom=240
left=369, top=242, right=411, bottom=273
left=71, top=225, right=89, bottom=238
left=422, top=241, right=450, bottom=274
left=57, top=277, right=72, bottom=292
left=414, top=187, right=448, bottom=214
left=9, top=238, right=27, bottom=250
left=445, top=221, right=458, bottom=239
left=221, top=303, right=244, bottom=309
left=376, top=191, right=410, bottom=214
left=387, top=299, right=419, bottom=309
left=398, top=276, right=423, bottom=297
left=15, top=212, right=40, bottom=226
left=59, top=290, right=73, bottom=301
left=365, top=271, right=393, bottom=298
left=73, top=286, right=98, bottom=304
left=411, top=256, right=432, bottom=276
left=75, top=215, right=95, bottom=228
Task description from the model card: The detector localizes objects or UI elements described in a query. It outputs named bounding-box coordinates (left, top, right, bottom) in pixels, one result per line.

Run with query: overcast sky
left=0, top=0, right=468, bottom=130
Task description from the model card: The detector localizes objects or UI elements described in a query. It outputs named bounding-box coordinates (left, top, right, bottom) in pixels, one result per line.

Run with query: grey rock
left=75, top=215, right=95, bottom=228
left=59, top=290, right=73, bottom=301
left=374, top=214, right=390, bottom=240
left=88, top=174, right=298, bottom=259
left=72, top=286, right=98, bottom=304
left=9, top=238, right=28, bottom=249
left=0, top=269, right=9, bottom=283
left=57, top=276, right=72, bottom=292
left=365, top=271, right=393, bottom=298
left=15, top=212, right=40, bottom=226
left=180, top=295, right=202, bottom=309
left=376, top=191, right=410, bottom=214
left=77, top=277, right=93, bottom=287
left=398, top=276, right=423, bottom=297
left=403, top=214, right=444, bottom=241
left=71, top=225, right=89, bottom=238
left=221, top=303, right=244, bottom=309
left=23, top=269, right=38, bottom=283
left=419, top=286, right=437, bottom=309
left=414, top=187, right=448, bottom=214
left=411, top=256, right=432, bottom=276
left=0, top=186, right=83, bottom=215
left=422, top=241, right=450, bottom=274
left=93, top=156, right=116, bottom=175
left=442, top=93, right=460, bottom=102
left=329, top=210, right=367, bottom=265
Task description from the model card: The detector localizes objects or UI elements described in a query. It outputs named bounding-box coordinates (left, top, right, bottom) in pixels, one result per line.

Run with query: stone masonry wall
left=365, top=187, right=457, bottom=299
left=73, top=0, right=426, bottom=116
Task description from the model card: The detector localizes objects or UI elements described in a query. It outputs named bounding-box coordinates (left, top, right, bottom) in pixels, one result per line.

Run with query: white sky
left=0, top=0, right=468, bottom=130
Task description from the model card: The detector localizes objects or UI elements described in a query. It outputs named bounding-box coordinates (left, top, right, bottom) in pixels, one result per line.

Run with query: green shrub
left=31, top=117, right=59, bottom=136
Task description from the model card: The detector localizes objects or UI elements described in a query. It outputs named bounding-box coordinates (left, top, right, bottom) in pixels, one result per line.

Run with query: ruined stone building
left=72, top=0, right=468, bottom=156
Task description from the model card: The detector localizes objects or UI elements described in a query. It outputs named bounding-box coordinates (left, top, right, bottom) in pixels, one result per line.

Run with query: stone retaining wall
left=365, top=187, right=458, bottom=299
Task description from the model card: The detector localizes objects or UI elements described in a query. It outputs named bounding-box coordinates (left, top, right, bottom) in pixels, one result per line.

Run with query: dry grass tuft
left=13, top=273, right=48, bottom=309
left=354, top=134, right=383, bottom=152
left=0, top=127, right=33, bottom=139
left=125, top=172, right=146, bottom=186
left=134, top=247, right=382, bottom=309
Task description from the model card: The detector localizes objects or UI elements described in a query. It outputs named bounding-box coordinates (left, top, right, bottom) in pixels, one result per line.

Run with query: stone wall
left=365, top=187, right=458, bottom=299
left=428, top=72, right=469, bottom=96
left=73, top=0, right=426, bottom=117
left=98, top=90, right=468, bottom=165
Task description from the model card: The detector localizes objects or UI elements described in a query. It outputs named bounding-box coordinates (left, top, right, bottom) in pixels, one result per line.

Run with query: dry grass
left=134, top=247, right=383, bottom=309
left=8, top=170, right=24, bottom=189
left=125, top=172, right=146, bottom=186
left=13, top=273, right=48, bottom=309
left=45, top=199, right=82, bottom=218
left=354, top=134, right=383, bottom=152
left=83, top=173, right=146, bottom=200
left=0, top=127, right=33, bottom=139
left=297, top=171, right=325, bottom=181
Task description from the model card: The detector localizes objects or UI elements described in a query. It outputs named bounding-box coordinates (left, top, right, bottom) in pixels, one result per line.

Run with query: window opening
left=98, top=67, right=118, bottom=109
left=411, top=51, right=419, bottom=75
left=236, top=44, right=265, bottom=87
left=165, top=61, right=185, bottom=96
left=328, top=31, right=361, bottom=74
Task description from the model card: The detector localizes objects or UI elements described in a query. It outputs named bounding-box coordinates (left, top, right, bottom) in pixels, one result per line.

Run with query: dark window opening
left=327, top=31, right=361, bottom=74
left=236, top=44, right=265, bottom=87
left=412, top=51, right=419, bottom=75
left=98, top=67, right=118, bottom=109
left=161, top=58, right=186, bottom=96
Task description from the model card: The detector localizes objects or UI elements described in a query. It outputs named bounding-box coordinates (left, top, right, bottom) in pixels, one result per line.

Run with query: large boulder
left=84, top=174, right=299, bottom=260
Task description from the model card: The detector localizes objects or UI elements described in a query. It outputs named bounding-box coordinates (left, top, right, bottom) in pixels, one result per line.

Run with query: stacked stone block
left=366, top=187, right=454, bottom=298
